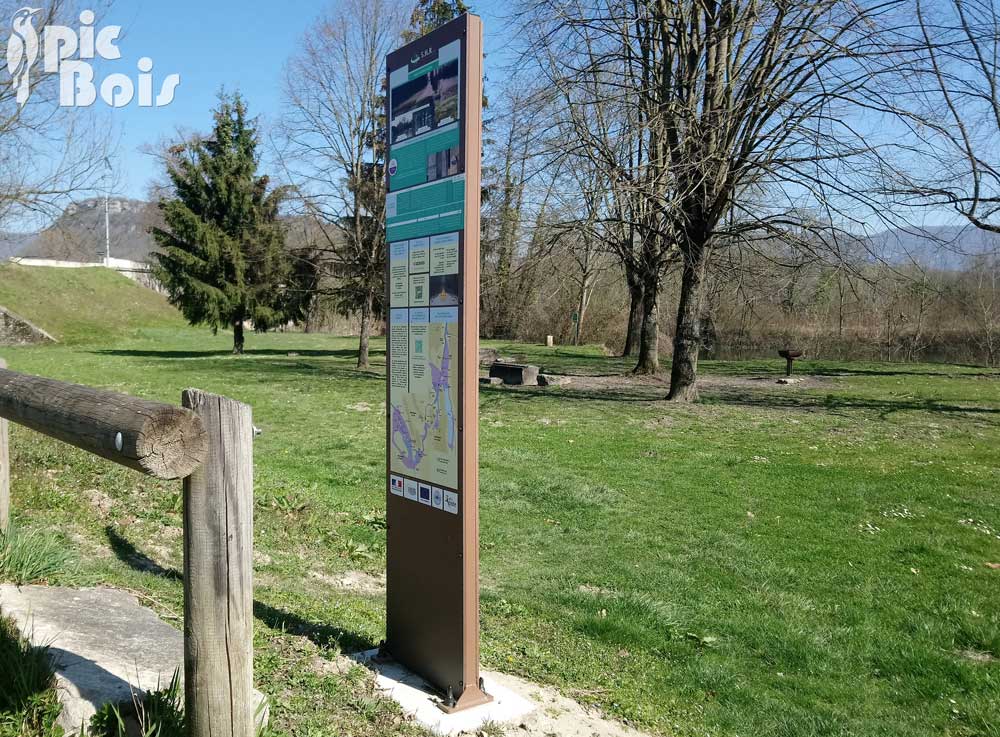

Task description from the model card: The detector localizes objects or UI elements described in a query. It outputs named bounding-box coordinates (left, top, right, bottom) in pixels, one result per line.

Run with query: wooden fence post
left=181, top=390, right=254, bottom=737
left=0, top=358, right=8, bottom=531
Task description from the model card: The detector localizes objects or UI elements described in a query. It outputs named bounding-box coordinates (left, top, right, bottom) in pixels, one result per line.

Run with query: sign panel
left=384, top=14, right=489, bottom=712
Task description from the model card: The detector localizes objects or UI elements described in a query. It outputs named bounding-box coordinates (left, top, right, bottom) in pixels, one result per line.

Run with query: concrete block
left=488, top=363, right=540, bottom=386
left=538, top=374, right=570, bottom=387
left=0, top=585, right=267, bottom=735
left=353, top=650, right=535, bottom=735
left=0, top=305, right=57, bottom=346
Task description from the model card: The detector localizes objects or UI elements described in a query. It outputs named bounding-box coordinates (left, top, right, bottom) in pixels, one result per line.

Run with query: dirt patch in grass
left=699, top=373, right=835, bottom=391
left=958, top=649, right=996, bottom=663
left=83, top=489, right=114, bottom=517
left=533, top=371, right=833, bottom=395
left=481, top=671, right=655, bottom=737
left=308, top=570, right=386, bottom=596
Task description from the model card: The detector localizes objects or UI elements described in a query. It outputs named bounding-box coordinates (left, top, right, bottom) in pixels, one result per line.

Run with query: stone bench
left=488, top=363, right=539, bottom=386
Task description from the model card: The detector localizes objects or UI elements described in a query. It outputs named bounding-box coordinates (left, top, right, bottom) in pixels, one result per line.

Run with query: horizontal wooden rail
left=0, top=361, right=257, bottom=735
left=0, top=360, right=8, bottom=529
left=0, top=367, right=207, bottom=479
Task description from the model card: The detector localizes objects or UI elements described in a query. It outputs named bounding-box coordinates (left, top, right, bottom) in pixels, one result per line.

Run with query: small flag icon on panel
left=390, top=476, right=405, bottom=496
left=418, top=484, right=433, bottom=505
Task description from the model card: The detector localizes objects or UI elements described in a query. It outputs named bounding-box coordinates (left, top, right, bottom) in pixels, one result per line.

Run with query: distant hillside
left=868, top=225, right=1000, bottom=269
left=0, top=264, right=184, bottom=344
left=18, top=197, right=160, bottom=264
left=0, top=231, right=33, bottom=259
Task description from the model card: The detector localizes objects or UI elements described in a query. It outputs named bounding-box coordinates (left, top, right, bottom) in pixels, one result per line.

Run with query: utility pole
left=104, top=194, right=111, bottom=268
left=103, top=157, right=113, bottom=268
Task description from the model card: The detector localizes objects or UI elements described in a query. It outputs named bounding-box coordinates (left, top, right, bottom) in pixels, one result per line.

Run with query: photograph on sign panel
left=391, top=58, right=461, bottom=144
left=427, top=145, right=461, bottom=183
left=429, top=274, right=460, bottom=306
left=431, top=59, right=460, bottom=124
left=391, top=74, right=434, bottom=143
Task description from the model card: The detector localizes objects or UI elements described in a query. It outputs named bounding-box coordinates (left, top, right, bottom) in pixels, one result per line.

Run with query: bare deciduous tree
left=518, top=0, right=916, bottom=400
left=0, top=0, right=116, bottom=230
left=894, top=0, right=1000, bottom=234
left=278, top=0, right=405, bottom=368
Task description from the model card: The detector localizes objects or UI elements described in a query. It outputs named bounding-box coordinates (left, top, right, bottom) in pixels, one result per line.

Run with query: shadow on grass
left=479, top=384, right=665, bottom=404
left=89, top=351, right=386, bottom=384
left=805, top=365, right=999, bottom=379
left=252, top=600, right=375, bottom=653
left=494, top=348, right=638, bottom=377
left=106, top=528, right=181, bottom=581
left=0, top=614, right=59, bottom=722
left=94, top=348, right=385, bottom=360
left=703, top=388, right=1000, bottom=422
left=104, top=527, right=375, bottom=654
left=480, top=382, right=1000, bottom=422
left=700, top=360, right=1000, bottom=379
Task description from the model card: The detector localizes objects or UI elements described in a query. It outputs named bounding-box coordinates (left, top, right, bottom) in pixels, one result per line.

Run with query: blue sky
left=99, top=0, right=510, bottom=200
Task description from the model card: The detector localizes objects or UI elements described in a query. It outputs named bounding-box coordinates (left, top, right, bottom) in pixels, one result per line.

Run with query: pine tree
left=151, top=93, right=293, bottom=354
left=402, top=0, right=470, bottom=42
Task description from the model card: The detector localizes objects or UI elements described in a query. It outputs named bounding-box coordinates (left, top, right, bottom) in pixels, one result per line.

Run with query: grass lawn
left=0, top=326, right=998, bottom=737
left=0, top=264, right=184, bottom=343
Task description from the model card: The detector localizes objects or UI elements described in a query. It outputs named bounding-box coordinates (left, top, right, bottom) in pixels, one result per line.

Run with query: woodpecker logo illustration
left=4, top=8, right=180, bottom=109
left=7, top=7, right=41, bottom=107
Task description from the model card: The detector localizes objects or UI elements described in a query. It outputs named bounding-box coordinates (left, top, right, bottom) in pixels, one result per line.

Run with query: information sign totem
left=383, top=14, right=489, bottom=711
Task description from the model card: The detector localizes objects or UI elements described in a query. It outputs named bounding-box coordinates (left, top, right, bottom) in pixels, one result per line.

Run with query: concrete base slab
left=0, top=585, right=268, bottom=735
left=354, top=649, right=536, bottom=735
left=485, top=671, right=654, bottom=737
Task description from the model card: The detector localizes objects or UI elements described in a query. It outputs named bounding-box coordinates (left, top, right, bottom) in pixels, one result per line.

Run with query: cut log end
left=134, top=406, right=208, bottom=480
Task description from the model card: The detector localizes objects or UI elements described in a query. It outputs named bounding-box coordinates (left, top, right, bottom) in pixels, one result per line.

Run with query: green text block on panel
left=387, top=176, right=465, bottom=241
left=389, top=125, right=461, bottom=192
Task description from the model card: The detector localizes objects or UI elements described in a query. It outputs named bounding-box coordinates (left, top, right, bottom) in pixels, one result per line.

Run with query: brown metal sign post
left=383, top=14, right=489, bottom=712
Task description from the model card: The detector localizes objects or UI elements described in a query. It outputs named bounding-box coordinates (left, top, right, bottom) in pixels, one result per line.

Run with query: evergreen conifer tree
left=402, top=0, right=470, bottom=41
left=152, top=93, right=292, bottom=354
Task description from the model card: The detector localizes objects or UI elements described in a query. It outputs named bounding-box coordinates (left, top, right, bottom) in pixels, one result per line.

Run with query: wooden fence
left=0, top=357, right=256, bottom=737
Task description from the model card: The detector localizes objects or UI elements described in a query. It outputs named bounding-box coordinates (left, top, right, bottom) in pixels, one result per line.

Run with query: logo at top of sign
left=410, top=48, right=433, bottom=65
left=388, top=159, right=398, bottom=177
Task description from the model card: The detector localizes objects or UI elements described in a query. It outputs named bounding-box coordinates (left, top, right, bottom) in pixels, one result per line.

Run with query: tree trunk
left=633, top=268, right=659, bottom=374
left=357, top=288, right=374, bottom=369
left=574, top=272, right=593, bottom=346
left=668, top=246, right=709, bottom=402
left=233, top=319, right=245, bottom=355
left=622, top=265, right=644, bottom=357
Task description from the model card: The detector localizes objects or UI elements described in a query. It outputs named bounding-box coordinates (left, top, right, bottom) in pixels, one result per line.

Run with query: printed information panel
left=384, top=14, right=488, bottom=712
left=389, top=233, right=461, bottom=490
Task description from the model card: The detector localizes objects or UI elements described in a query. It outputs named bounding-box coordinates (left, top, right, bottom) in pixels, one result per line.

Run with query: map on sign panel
left=388, top=233, right=461, bottom=490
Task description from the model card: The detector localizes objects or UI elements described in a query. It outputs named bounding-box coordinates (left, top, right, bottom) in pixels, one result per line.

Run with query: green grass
left=1, top=326, right=998, bottom=736
left=0, top=526, right=72, bottom=586
left=0, top=265, right=184, bottom=344
left=89, top=671, right=184, bottom=737
left=0, top=615, right=61, bottom=737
